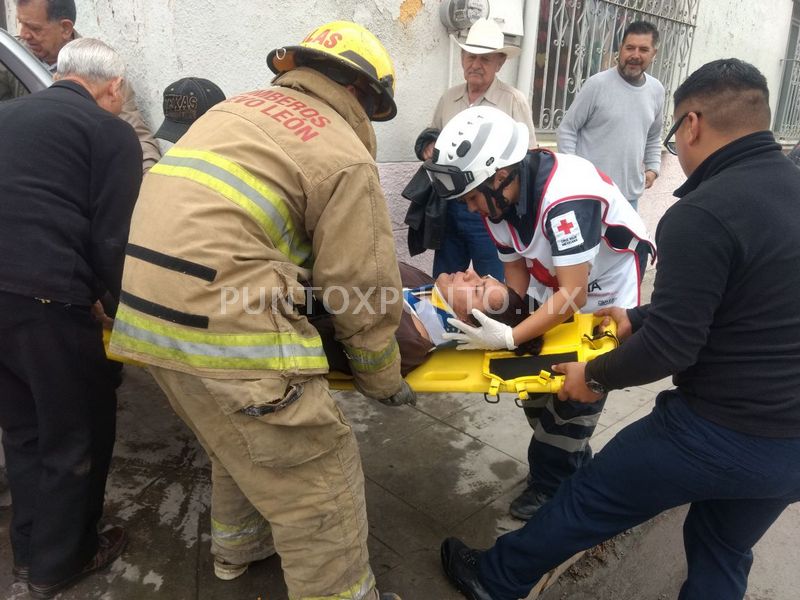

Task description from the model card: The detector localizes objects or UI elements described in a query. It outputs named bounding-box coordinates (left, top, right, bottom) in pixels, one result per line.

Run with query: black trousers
left=0, top=292, right=117, bottom=583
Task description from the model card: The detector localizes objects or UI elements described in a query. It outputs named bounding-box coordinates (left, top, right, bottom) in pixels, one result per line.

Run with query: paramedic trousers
left=0, top=292, right=117, bottom=584
left=522, top=392, right=605, bottom=496
left=433, top=201, right=505, bottom=280
left=149, top=367, right=380, bottom=600
left=521, top=244, right=648, bottom=497
left=480, top=390, right=800, bottom=600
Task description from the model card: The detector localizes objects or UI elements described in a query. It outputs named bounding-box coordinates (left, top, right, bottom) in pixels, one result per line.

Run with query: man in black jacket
left=439, top=59, right=800, bottom=600
left=0, top=37, right=141, bottom=599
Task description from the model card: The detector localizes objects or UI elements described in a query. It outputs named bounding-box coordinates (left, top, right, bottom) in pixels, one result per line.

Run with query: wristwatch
left=584, top=373, right=607, bottom=395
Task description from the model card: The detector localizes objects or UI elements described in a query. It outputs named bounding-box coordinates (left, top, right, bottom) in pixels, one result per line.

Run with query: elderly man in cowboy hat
left=416, top=17, right=536, bottom=281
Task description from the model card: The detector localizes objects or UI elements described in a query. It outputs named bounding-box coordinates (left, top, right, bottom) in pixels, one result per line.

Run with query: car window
left=0, top=59, right=31, bottom=101
left=1, top=28, right=51, bottom=102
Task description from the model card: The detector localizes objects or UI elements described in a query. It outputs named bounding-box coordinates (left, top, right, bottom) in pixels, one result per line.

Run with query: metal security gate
left=533, top=0, right=699, bottom=135
left=775, top=8, right=800, bottom=141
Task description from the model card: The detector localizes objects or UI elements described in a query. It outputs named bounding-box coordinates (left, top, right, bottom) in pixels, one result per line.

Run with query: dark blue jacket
left=587, top=131, right=800, bottom=438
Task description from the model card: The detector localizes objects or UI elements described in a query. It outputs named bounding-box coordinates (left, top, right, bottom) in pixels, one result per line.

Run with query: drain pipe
left=448, top=33, right=455, bottom=89
left=516, top=0, right=541, bottom=103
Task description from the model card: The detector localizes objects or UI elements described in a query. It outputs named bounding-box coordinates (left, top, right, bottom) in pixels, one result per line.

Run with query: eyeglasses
left=663, top=111, right=701, bottom=155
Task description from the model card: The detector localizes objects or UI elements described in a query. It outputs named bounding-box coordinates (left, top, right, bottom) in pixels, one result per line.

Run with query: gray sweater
left=557, top=67, right=664, bottom=202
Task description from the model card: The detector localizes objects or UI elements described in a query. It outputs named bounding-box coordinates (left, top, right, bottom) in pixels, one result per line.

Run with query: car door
left=0, top=27, right=52, bottom=101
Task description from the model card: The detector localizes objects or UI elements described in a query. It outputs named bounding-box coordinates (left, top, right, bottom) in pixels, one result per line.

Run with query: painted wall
left=3, top=0, right=523, bottom=161
left=3, top=0, right=795, bottom=159
left=689, top=0, right=794, bottom=119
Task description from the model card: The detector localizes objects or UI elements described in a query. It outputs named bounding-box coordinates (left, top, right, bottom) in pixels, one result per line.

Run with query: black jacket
left=587, top=131, right=800, bottom=438
left=0, top=80, right=142, bottom=305
left=404, top=127, right=447, bottom=255
left=403, top=165, right=447, bottom=255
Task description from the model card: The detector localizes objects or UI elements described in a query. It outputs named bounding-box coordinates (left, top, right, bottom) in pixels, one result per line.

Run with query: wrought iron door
left=532, top=0, right=699, bottom=135
left=776, top=10, right=800, bottom=141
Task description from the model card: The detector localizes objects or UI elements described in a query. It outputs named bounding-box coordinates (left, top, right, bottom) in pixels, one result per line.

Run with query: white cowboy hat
left=451, top=18, right=520, bottom=58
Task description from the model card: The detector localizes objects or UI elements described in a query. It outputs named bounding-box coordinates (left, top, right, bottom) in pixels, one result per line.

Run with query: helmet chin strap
left=479, top=169, right=518, bottom=223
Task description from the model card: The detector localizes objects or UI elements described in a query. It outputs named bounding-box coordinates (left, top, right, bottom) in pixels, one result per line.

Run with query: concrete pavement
left=1, top=154, right=798, bottom=600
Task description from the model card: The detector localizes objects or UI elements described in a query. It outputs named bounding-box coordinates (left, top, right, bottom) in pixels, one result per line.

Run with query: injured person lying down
left=314, top=262, right=542, bottom=376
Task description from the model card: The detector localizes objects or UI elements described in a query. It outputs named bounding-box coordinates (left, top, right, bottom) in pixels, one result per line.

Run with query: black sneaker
left=440, top=537, right=495, bottom=600
left=509, top=487, right=552, bottom=520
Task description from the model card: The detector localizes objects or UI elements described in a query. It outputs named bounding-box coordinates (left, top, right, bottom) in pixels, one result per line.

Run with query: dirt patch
left=541, top=507, right=688, bottom=600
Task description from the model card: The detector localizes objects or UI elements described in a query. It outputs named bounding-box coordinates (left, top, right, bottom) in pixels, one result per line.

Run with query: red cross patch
left=551, top=210, right=584, bottom=251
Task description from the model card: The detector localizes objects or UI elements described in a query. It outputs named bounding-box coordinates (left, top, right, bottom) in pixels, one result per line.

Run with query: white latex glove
left=442, top=309, right=517, bottom=351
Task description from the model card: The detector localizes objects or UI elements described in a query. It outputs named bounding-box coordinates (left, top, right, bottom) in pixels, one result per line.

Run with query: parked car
left=0, top=27, right=51, bottom=101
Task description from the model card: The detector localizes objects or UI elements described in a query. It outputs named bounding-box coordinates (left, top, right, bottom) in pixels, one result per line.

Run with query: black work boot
left=509, top=486, right=552, bottom=521
left=440, top=537, right=495, bottom=600
left=28, top=526, right=127, bottom=599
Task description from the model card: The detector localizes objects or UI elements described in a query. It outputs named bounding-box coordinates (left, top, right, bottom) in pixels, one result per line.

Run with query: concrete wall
left=3, top=0, right=795, bottom=159
left=688, top=0, right=794, bottom=119
left=77, top=0, right=458, bottom=163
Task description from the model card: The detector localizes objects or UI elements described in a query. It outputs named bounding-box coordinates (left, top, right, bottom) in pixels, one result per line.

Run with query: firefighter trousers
left=149, top=367, right=379, bottom=600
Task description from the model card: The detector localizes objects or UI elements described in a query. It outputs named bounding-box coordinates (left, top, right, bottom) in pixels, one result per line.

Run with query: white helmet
left=424, top=106, right=528, bottom=200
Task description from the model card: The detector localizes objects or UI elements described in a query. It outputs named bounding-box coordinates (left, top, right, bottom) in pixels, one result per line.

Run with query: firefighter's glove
left=444, top=309, right=517, bottom=351
left=378, top=380, right=417, bottom=407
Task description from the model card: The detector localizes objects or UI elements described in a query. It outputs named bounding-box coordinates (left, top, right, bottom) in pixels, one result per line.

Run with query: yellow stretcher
left=104, top=313, right=617, bottom=400
left=328, top=314, right=618, bottom=401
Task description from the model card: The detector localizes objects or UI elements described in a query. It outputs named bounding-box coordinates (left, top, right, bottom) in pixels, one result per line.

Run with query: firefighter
left=109, top=21, right=412, bottom=600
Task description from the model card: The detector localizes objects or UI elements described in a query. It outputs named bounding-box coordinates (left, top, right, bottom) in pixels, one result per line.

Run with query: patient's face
left=435, top=270, right=509, bottom=321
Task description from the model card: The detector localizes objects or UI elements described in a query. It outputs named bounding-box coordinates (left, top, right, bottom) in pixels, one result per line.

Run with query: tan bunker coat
left=110, top=68, right=403, bottom=400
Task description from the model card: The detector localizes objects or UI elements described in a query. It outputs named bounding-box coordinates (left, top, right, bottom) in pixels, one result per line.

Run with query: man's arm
left=510, top=87, right=538, bottom=148
left=119, top=80, right=161, bottom=173
left=503, top=257, right=530, bottom=297
left=626, top=303, right=651, bottom=331
left=585, top=204, right=734, bottom=389
left=556, top=79, right=595, bottom=154
left=643, top=90, right=664, bottom=185
left=308, top=162, right=404, bottom=400
left=89, top=117, right=143, bottom=302
left=418, top=94, right=449, bottom=160
left=512, top=262, right=589, bottom=344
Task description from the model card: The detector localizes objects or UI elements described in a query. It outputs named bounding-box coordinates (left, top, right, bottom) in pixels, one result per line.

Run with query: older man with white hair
left=416, top=17, right=537, bottom=281
left=0, top=37, right=141, bottom=599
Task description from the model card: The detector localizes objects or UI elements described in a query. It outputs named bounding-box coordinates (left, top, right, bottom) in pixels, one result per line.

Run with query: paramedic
left=423, top=105, right=654, bottom=520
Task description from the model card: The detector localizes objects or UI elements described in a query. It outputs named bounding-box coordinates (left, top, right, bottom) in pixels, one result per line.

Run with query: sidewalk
left=2, top=155, right=797, bottom=599
left=0, top=351, right=674, bottom=600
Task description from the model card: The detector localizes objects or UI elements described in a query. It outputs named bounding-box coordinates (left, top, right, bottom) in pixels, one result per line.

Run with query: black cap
left=155, top=77, right=226, bottom=142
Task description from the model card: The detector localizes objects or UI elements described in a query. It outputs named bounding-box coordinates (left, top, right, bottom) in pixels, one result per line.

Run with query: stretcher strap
left=484, top=351, right=580, bottom=403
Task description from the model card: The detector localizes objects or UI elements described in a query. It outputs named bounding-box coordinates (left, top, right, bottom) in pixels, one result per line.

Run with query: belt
left=34, top=297, right=92, bottom=311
